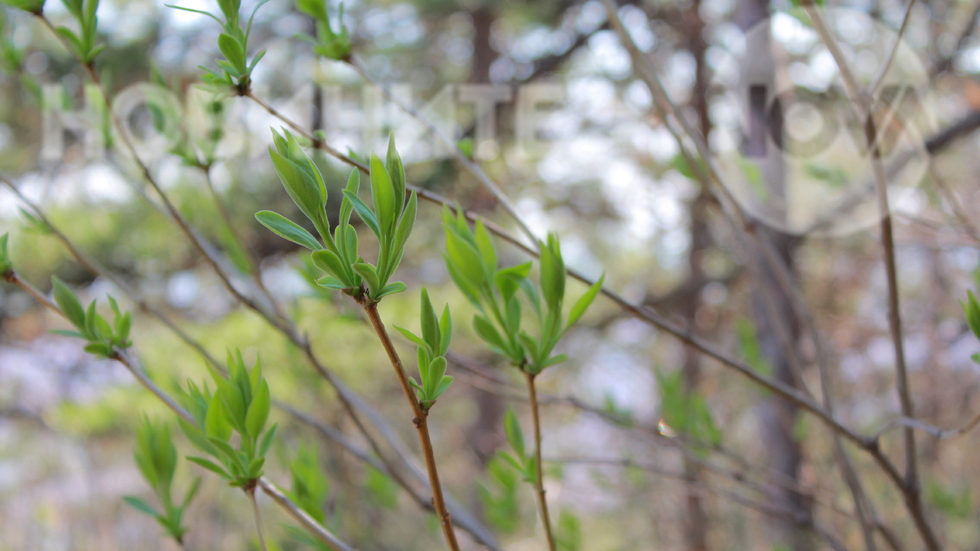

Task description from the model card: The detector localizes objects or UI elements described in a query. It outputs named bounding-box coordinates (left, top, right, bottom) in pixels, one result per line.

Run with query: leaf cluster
left=0, top=233, right=11, bottom=274
left=657, top=369, right=722, bottom=454
left=50, top=277, right=133, bottom=358
left=394, top=288, right=454, bottom=411
left=925, top=480, right=972, bottom=520
left=256, top=131, right=417, bottom=303
left=287, top=443, right=330, bottom=524
left=0, top=0, right=44, bottom=14
left=123, top=418, right=201, bottom=544
left=296, top=0, right=351, bottom=61
left=496, top=408, right=536, bottom=483
left=477, top=454, right=521, bottom=534
left=19, top=208, right=53, bottom=235
left=961, top=291, right=980, bottom=364
left=146, top=72, right=226, bottom=169
left=442, top=210, right=603, bottom=374
left=0, top=12, right=23, bottom=72
left=166, top=0, right=268, bottom=94
left=56, top=0, right=103, bottom=64
left=178, top=351, right=276, bottom=490
left=555, top=510, right=582, bottom=551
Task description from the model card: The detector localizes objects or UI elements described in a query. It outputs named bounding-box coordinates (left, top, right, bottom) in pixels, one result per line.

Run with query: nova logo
left=711, top=8, right=937, bottom=236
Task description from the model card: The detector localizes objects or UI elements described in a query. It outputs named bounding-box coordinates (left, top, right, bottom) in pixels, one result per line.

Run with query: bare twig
left=932, top=0, right=980, bottom=75
left=550, top=456, right=848, bottom=551
left=524, top=372, right=556, bottom=550
left=796, top=2, right=939, bottom=548
left=247, top=489, right=269, bottom=551
left=869, top=0, right=919, bottom=97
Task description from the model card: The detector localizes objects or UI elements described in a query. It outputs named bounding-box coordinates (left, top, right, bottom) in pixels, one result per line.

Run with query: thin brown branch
left=360, top=302, right=460, bottom=551
left=247, top=488, right=269, bottom=551
left=932, top=0, right=980, bottom=76
left=869, top=0, right=918, bottom=97
left=795, top=2, right=940, bottom=547
left=200, top=165, right=283, bottom=319
left=446, top=352, right=860, bottom=522
left=551, top=456, right=848, bottom=551
left=524, top=372, right=556, bottom=550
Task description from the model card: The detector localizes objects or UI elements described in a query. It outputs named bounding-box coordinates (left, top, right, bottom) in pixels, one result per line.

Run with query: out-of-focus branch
left=794, top=2, right=938, bottom=548
left=345, top=55, right=539, bottom=248
left=931, top=0, right=980, bottom=76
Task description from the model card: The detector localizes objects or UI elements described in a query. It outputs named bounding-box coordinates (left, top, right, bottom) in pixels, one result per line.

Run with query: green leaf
left=375, top=282, right=408, bottom=299
left=474, top=221, right=497, bottom=278
left=425, top=357, right=447, bottom=396
left=439, top=306, right=452, bottom=356
left=206, top=437, right=241, bottom=469
left=343, top=189, right=382, bottom=238
left=420, top=288, right=439, bottom=352
left=352, top=263, right=381, bottom=295
left=247, top=456, right=266, bottom=478
left=165, top=4, right=223, bottom=24
left=338, top=170, right=359, bottom=230
left=186, top=456, right=231, bottom=479
left=258, top=423, right=278, bottom=457
left=566, top=274, right=604, bottom=329
left=183, top=477, right=202, bottom=508
left=179, top=419, right=215, bottom=456
left=204, top=393, right=232, bottom=442
left=504, top=409, right=525, bottom=458
left=255, top=211, right=322, bottom=250
left=83, top=343, right=110, bottom=357
left=385, top=134, right=406, bottom=215
left=445, top=230, right=486, bottom=292
left=390, top=191, right=417, bottom=268
left=316, top=275, right=349, bottom=290
left=556, top=510, right=582, bottom=551
left=473, top=315, right=509, bottom=355
left=123, top=496, right=159, bottom=517
left=445, top=256, right=482, bottom=306
left=494, top=262, right=533, bottom=302
left=963, top=291, right=980, bottom=340
left=217, top=33, right=246, bottom=73
left=296, top=0, right=325, bottom=20
left=269, top=147, right=328, bottom=235
left=393, top=325, right=430, bottom=353
left=245, top=380, right=271, bottom=439
left=539, top=234, right=566, bottom=312
left=505, top=296, right=522, bottom=336
left=1, top=0, right=45, bottom=13
left=0, top=233, right=11, bottom=273
left=369, top=154, right=396, bottom=236
left=432, top=375, right=453, bottom=399
left=311, top=249, right=348, bottom=281
left=51, top=329, right=85, bottom=339
left=214, top=377, right=246, bottom=433
left=51, top=276, right=86, bottom=331
left=539, top=353, right=567, bottom=370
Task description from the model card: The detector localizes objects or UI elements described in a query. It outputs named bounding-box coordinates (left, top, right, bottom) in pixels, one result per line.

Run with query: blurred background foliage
left=3, top=0, right=980, bottom=549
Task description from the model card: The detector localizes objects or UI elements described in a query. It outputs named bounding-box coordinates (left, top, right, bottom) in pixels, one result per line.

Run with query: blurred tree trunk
left=734, top=0, right=813, bottom=549
left=464, top=4, right=505, bottom=469
left=680, top=0, right=712, bottom=548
